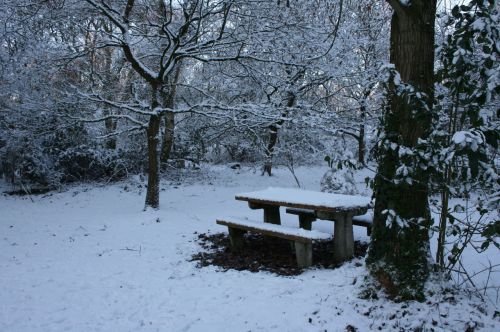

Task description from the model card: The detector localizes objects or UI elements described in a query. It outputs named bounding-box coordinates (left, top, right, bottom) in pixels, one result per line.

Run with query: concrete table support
left=294, top=242, right=313, bottom=268
left=298, top=214, right=314, bottom=230
left=317, top=211, right=356, bottom=263
left=217, top=219, right=331, bottom=268
left=228, top=228, right=245, bottom=251
left=248, top=202, right=281, bottom=225
left=332, top=213, right=354, bottom=263
left=285, top=208, right=316, bottom=230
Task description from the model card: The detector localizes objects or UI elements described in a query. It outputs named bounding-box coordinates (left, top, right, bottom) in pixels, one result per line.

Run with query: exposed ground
left=192, top=232, right=368, bottom=276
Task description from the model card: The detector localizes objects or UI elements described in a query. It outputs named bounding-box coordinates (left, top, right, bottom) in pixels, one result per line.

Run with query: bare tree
left=82, top=0, right=243, bottom=209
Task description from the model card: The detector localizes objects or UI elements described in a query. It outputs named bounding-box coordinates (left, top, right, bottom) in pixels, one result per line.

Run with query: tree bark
left=436, top=166, right=450, bottom=266
left=102, top=46, right=118, bottom=150
left=262, top=91, right=295, bottom=176
left=145, top=87, right=161, bottom=209
left=358, top=105, right=366, bottom=164
left=104, top=116, right=117, bottom=149
left=160, top=64, right=181, bottom=164
left=367, top=0, right=436, bottom=301
left=262, top=124, right=279, bottom=176
left=161, top=112, right=175, bottom=163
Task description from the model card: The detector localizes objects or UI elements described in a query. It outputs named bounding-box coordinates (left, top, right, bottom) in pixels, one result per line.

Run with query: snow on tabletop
left=236, top=187, right=371, bottom=211
left=217, top=217, right=332, bottom=240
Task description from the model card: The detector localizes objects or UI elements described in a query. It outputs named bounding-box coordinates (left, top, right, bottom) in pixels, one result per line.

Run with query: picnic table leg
left=298, top=215, right=314, bottom=230
left=228, top=228, right=245, bottom=251
left=333, top=213, right=355, bottom=263
left=263, top=205, right=281, bottom=225
left=248, top=202, right=281, bottom=225
left=294, top=242, right=312, bottom=268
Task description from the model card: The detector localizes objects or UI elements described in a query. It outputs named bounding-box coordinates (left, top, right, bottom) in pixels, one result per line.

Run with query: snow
left=236, top=187, right=372, bottom=212
left=217, top=217, right=332, bottom=240
left=452, top=130, right=484, bottom=151
left=1, top=165, right=498, bottom=331
left=352, top=210, right=373, bottom=224
left=472, top=18, right=486, bottom=31
left=452, top=130, right=467, bottom=145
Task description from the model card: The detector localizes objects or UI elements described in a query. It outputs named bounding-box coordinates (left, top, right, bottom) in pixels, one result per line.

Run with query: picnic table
left=234, top=187, right=371, bottom=263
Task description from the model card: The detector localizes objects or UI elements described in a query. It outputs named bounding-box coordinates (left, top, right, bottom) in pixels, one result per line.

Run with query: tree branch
left=386, top=0, right=407, bottom=18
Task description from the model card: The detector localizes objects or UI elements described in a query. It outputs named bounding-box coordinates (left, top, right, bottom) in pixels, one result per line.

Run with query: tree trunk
left=436, top=91, right=460, bottom=266
left=358, top=105, right=366, bottom=164
left=358, top=126, right=365, bottom=164
left=160, top=64, right=181, bottom=164
left=262, top=125, right=279, bottom=176
left=161, top=112, right=175, bottom=163
left=367, top=1, right=436, bottom=301
left=103, top=46, right=117, bottom=150
left=145, top=88, right=162, bottom=209
left=262, top=91, right=295, bottom=176
left=436, top=166, right=450, bottom=266
left=104, top=115, right=117, bottom=149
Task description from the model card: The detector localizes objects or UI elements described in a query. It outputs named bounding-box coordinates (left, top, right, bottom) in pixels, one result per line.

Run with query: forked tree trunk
left=367, top=0, right=436, bottom=301
left=145, top=88, right=162, bottom=209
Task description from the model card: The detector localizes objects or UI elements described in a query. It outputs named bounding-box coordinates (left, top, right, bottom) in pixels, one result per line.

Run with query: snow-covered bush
left=425, top=0, right=500, bottom=298
left=320, top=149, right=358, bottom=195
left=0, top=141, right=58, bottom=187
left=0, top=119, right=131, bottom=188
left=55, top=146, right=126, bottom=183
left=320, top=168, right=357, bottom=195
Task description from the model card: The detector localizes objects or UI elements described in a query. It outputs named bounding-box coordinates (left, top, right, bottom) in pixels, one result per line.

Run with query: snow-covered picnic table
left=235, top=187, right=371, bottom=263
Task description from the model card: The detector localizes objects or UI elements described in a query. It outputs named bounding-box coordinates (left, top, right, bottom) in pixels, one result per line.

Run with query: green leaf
left=482, top=220, right=500, bottom=238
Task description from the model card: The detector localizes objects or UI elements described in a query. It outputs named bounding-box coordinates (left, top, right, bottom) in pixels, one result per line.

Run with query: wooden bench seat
left=286, top=207, right=373, bottom=236
left=216, top=217, right=332, bottom=268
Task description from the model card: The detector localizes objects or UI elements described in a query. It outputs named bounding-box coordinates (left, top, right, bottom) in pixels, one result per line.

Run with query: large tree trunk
left=366, top=0, right=436, bottom=301
left=145, top=88, right=162, bottom=209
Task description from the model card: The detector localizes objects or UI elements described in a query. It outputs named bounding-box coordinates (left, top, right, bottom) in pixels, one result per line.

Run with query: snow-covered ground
left=1, top=165, right=498, bottom=331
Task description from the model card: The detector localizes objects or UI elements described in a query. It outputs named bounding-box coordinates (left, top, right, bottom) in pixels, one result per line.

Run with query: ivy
left=433, top=0, right=499, bottom=272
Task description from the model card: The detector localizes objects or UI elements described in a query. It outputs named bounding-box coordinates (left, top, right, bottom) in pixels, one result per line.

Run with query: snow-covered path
left=1, top=166, right=498, bottom=331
